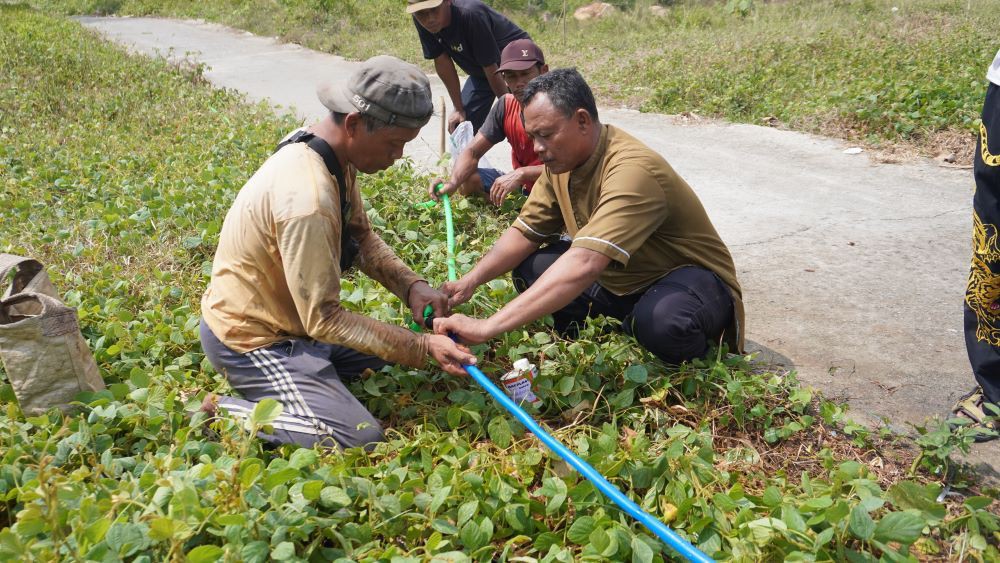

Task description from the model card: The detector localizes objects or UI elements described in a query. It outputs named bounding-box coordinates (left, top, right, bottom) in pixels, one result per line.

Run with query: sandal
left=951, top=387, right=1000, bottom=443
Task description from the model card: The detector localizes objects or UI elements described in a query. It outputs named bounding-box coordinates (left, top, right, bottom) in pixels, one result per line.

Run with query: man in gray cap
left=199, top=55, right=476, bottom=450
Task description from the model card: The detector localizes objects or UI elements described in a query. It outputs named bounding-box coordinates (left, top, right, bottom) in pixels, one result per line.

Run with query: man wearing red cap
left=407, top=0, right=529, bottom=134
left=429, top=38, right=548, bottom=206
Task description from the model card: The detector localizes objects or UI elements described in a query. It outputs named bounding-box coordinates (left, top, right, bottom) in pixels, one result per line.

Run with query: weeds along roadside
left=29, top=0, right=1000, bottom=162
left=1, top=6, right=998, bottom=562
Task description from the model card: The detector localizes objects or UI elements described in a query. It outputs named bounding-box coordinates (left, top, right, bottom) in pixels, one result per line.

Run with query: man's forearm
left=518, top=165, right=544, bottom=185
left=463, top=226, right=540, bottom=287
left=435, top=55, right=463, bottom=111
left=450, top=135, right=492, bottom=187
left=487, top=247, right=609, bottom=335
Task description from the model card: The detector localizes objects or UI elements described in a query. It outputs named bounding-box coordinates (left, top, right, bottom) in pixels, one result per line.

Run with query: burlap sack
left=0, top=254, right=59, bottom=316
left=0, top=255, right=105, bottom=415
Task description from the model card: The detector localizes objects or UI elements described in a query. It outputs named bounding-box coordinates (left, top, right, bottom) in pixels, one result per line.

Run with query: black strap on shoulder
left=275, top=130, right=358, bottom=271
left=275, top=130, right=349, bottom=217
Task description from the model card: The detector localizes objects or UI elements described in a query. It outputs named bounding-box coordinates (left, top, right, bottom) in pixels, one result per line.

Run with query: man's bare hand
left=433, top=313, right=495, bottom=346
left=489, top=170, right=523, bottom=206
left=427, top=334, right=476, bottom=375
left=428, top=177, right=457, bottom=200
left=447, top=109, right=466, bottom=134
left=440, top=278, right=477, bottom=308
left=407, top=281, right=449, bottom=325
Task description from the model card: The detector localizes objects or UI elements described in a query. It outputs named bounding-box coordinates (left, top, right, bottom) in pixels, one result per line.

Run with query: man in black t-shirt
left=407, top=0, right=529, bottom=134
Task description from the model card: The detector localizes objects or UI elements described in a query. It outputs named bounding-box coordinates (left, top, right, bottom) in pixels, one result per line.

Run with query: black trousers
left=513, top=241, right=734, bottom=364
left=965, top=82, right=1000, bottom=405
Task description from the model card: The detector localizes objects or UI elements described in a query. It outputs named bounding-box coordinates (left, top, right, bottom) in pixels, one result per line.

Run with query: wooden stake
left=440, top=96, right=446, bottom=159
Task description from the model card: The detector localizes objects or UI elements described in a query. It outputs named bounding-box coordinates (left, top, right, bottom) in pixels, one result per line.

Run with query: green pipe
left=410, top=184, right=458, bottom=330
left=441, top=193, right=457, bottom=282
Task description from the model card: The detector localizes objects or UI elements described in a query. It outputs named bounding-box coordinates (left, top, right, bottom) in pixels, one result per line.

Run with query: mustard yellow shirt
left=202, top=141, right=429, bottom=366
left=514, top=125, right=745, bottom=350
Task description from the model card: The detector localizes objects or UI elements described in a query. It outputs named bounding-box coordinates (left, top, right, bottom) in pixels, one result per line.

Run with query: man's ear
left=343, top=112, right=361, bottom=138
left=574, top=108, right=591, bottom=131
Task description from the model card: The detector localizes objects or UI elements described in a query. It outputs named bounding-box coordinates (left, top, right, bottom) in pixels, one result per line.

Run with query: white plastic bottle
left=500, top=358, right=542, bottom=409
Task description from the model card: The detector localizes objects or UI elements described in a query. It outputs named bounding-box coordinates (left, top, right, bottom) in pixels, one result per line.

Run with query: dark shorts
left=477, top=167, right=504, bottom=193
left=462, top=74, right=497, bottom=134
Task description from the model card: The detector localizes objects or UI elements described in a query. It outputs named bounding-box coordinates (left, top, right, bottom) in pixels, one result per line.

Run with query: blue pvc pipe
left=463, top=364, right=714, bottom=563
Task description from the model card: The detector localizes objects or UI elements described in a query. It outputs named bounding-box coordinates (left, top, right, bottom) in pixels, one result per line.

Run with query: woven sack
left=0, top=255, right=104, bottom=415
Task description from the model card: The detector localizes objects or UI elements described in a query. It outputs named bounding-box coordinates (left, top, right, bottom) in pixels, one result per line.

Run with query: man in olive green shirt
left=435, top=68, right=744, bottom=364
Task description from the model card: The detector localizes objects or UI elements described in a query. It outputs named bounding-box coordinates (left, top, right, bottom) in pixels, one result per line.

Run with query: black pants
left=965, top=82, right=1000, bottom=405
left=513, top=241, right=734, bottom=364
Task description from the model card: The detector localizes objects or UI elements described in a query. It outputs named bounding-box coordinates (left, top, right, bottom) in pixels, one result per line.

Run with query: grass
left=2, top=4, right=999, bottom=561
left=29, top=0, right=1000, bottom=161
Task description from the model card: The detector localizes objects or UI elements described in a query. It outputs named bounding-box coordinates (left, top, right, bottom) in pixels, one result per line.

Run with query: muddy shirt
left=989, top=49, right=1000, bottom=86
left=414, top=0, right=528, bottom=78
left=202, top=141, right=429, bottom=367
left=513, top=125, right=745, bottom=350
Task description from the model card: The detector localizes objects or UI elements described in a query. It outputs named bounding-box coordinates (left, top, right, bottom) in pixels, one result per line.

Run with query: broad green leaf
left=762, top=486, right=782, bottom=507
left=320, top=486, right=352, bottom=508
left=746, top=517, right=787, bottom=546
left=263, top=467, right=300, bottom=490
left=801, top=496, right=833, bottom=511
left=301, top=480, right=324, bottom=501
left=249, top=399, right=282, bottom=427
left=84, top=518, right=110, bottom=545
left=849, top=505, right=875, bottom=540
left=568, top=516, right=596, bottom=544
left=457, top=500, right=478, bottom=527
left=624, top=365, right=648, bottom=383
left=781, top=505, right=807, bottom=533
left=288, top=448, right=318, bottom=469
left=886, top=481, right=946, bottom=521
left=873, top=511, right=924, bottom=544
left=534, top=531, right=561, bottom=552
left=148, top=517, right=190, bottom=541
left=239, top=458, right=264, bottom=488
left=487, top=416, right=512, bottom=448
left=186, top=545, right=224, bottom=563
left=965, top=496, right=994, bottom=511
left=631, top=536, right=655, bottom=563
left=589, top=527, right=611, bottom=553
left=825, top=500, right=850, bottom=523
left=271, top=541, right=296, bottom=560
left=241, top=541, right=269, bottom=563
left=105, top=522, right=149, bottom=556
left=814, top=527, right=834, bottom=548
left=429, top=485, right=452, bottom=514
left=431, top=518, right=459, bottom=535
left=459, top=520, right=488, bottom=551
left=214, top=514, right=246, bottom=526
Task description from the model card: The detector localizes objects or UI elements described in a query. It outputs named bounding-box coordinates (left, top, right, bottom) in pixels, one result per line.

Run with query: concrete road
left=77, top=17, right=997, bottom=473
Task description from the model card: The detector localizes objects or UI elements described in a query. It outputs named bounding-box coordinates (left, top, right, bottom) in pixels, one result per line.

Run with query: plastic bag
left=449, top=121, right=494, bottom=169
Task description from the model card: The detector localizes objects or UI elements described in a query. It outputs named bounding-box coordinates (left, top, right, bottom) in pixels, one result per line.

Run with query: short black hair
left=521, top=68, right=599, bottom=121
left=331, top=111, right=389, bottom=132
